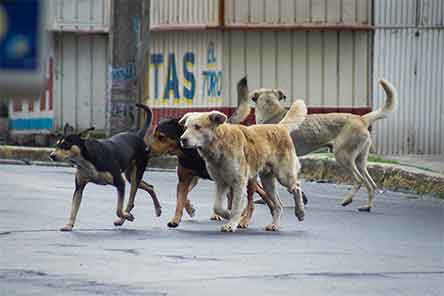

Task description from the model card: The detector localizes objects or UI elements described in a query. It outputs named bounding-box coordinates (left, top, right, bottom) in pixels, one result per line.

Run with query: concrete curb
left=1, top=145, right=443, bottom=197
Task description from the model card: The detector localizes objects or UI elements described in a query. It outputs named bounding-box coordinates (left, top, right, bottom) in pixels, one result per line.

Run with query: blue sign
left=0, top=0, right=40, bottom=70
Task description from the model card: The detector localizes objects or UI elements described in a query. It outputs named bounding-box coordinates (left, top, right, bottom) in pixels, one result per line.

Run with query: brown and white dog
left=248, top=79, right=397, bottom=211
left=179, top=100, right=307, bottom=232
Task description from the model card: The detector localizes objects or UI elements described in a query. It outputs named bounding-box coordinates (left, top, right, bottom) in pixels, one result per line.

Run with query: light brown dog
left=248, top=79, right=397, bottom=211
left=179, top=100, right=307, bottom=232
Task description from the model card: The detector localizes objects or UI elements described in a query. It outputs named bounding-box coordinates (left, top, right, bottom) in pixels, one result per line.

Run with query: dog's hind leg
left=355, top=142, right=376, bottom=212
left=137, top=180, right=162, bottom=217
left=259, top=173, right=281, bottom=231
left=337, top=152, right=373, bottom=211
left=60, top=173, right=87, bottom=231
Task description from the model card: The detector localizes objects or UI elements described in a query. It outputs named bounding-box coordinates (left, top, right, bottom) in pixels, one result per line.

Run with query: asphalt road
left=0, top=164, right=443, bottom=296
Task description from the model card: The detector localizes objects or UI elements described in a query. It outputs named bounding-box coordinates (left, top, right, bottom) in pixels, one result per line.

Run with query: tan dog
left=179, top=100, right=307, bottom=232
left=248, top=80, right=396, bottom=211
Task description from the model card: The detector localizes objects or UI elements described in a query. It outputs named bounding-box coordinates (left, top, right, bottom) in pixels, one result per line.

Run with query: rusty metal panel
left=225, top=30, right=370, bottom=108
left=146, top=31, right=224, bottom=108
left=373, top=29, right=444, bottom=155
left=48, top=0, right=111, bottom=32
left=54, top=33, right=108, bottom=130
left=225, top=0, right=372, bottom=25
left=150, top=0, right=219, bottom=26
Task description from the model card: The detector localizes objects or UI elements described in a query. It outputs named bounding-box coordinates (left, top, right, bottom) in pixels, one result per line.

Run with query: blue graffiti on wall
left=150, top=42, right=222, bottom=103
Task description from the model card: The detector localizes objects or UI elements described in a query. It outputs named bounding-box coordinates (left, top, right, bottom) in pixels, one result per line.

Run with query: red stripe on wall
left=29, top=98, right=34, bottom=112
left=12, top=98, right=22, bottom=112
left=48, top=58, right=53, bottom=110
left=151, top=107, right=372, bottom=126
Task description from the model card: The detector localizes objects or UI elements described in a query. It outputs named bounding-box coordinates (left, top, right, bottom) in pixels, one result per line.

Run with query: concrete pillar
left=107, top=0, right=148, bottom=135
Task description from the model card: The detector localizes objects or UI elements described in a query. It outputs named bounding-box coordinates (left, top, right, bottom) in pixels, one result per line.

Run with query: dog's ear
left=249, top=90, right=260, bottom=103
left=178, top=113, right=192, bottom=126
left=178, top=112, right=200, bottom=126
left=63, top=123, right=74, bottom=136
left=78, top=127, right=95, bottom=139
left=208, top=111, right=227, bottom=126
left=276, top=89, right=287, bottom=101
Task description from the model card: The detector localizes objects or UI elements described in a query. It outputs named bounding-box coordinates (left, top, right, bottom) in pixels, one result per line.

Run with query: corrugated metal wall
left=54, top=33, right=108, bottom=130
left=150, top=0, right=372, bottom=27
left=224, top=30, right=371, bottom=109
left=48, top=0, right=111, bottom=32
left=146, top=30, right=370, bottom=114
left=373, top=0, right=444, bottom=154
left=150, top=0, right=219, bottom=26
left=225, top=0, right=372, bottom=25
left=146, top=31, right=224, bottom=107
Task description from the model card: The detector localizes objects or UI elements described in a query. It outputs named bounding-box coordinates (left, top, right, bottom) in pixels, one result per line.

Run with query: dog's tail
left=135, top=103, right=153, bottom=138
left=279, top=99, right=307, bottom=132
left=228, top=76, right=251, bottom=124
left=361, top=79, right=397, bottom=127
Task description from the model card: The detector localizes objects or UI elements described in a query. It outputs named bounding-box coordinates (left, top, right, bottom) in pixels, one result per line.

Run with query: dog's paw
left=341, top=199, right=353, bottom=207
left=302, top=192, right=308, bottom=205
left=358, top=206, right=371, bottom=212
left=123, top=212, right=135, bottom=222
left=113, top=217, right=125, bottom=226
left=221, top=223, right=236, bottom=232
left=238, top=222, right=249, bottom=229
left=210, top=214, right=223, bottom=221
left=294, top=209, right=305, bottom=222
left=60, top=224, right=73, bottom=232
left=155, top=207, right=162, bottom=217
left=167, top=222, right=179, bottom=228
left=265, top=224, right=279, bottom=232
left=185, top=204, right=196, bottom=218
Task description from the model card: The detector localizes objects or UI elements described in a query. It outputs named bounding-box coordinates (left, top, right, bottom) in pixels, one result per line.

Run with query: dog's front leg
left=113, top=176, right=127, bottom=226
left=168, top=167, right=195, bottom=228
left=238, top=181, right=256, bottom=229
left=213, top=183, right=231, bottom=222
left=60, top=174, right=87, bottom=231
left=221, top=182, right=246, bottom=232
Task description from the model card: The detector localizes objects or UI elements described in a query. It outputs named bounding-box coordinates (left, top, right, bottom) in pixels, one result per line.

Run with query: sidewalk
left=1, top=145, right=443, bottom=197
left=384, top=154, right=444, bottom=175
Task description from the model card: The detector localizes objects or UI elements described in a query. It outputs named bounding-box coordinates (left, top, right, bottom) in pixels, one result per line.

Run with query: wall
left=225, top=0, right=372, bottom=26
left=224, top=30, right=371, bottom=110
left=373, top=0, right=444, bottom=155
left=150, top=0, right=219, bottom=26
left=9, top=56, right=54, bottom=133
left=53, top=33, right=108, bottom=130
left=150, top=0, right=372, bottom=28
left=145, top=30, right=371, bottom=124
left=48, top=0, right=111, bottom=32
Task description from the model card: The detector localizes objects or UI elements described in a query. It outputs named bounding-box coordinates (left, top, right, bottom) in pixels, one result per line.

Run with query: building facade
left=146, top=0, right=374, bottom=124
left=5, top=0, right=443, bottom=154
